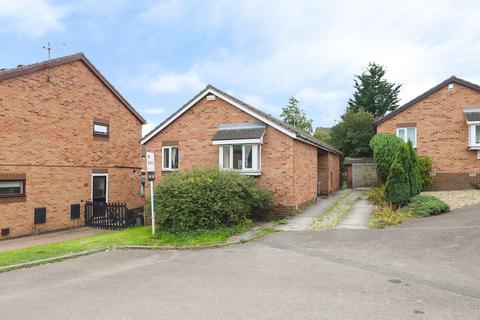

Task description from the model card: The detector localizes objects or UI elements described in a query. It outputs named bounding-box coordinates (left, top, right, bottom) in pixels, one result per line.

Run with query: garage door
left=352, top=163, right=377, bottom=188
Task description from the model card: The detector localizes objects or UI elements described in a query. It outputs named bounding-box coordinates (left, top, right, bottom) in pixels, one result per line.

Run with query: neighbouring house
left=375, top=75, right=480, bottom=190
left=0, top=53, right=146, bottom=239
left=141, top=85, right=342, bottom=216
left=344, top=157, right=377, bottom=188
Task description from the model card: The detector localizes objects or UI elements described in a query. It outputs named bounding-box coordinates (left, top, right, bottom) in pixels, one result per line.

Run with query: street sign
left=145, top=152, right=156, bottom=236
left=146, top=152, right=155, bottom=172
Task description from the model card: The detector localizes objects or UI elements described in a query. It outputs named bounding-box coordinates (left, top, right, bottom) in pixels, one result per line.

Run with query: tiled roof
left=213, top=124, right=266, bottom=141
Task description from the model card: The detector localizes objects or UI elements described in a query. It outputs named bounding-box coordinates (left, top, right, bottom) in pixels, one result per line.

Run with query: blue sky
left=2, top=0, right=480, bottom=135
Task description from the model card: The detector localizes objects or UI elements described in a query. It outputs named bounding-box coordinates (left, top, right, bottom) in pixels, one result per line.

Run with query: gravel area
left=422, top=190, right=480, bottom=210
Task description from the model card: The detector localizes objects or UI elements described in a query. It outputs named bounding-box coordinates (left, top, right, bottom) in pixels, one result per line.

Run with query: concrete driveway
left=1, top=205, right=479, bottom=320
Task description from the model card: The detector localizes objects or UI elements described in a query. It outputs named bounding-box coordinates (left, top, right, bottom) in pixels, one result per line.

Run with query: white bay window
left=219, top=144, right=261, bottom=174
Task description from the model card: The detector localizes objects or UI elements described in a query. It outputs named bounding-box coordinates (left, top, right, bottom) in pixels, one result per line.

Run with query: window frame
left=162, top=146, right=179, bottom=171
left=469, top=124, right=480, bottom=148
left=218, top=144, right=261, bottom=175
left=93, top=122, right=109, bottom=137
left=396, top=127, right=417, bottom=148
left=0, top=179, right=26, bottom=198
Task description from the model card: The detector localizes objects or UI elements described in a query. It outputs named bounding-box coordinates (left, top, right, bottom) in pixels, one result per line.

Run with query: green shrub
left=417, top=155, right=433, bottom=190
left=403, top=195, right=450, bottom=217
left=367, top=185, right=386, bottom=205
left=369, top=205, right=413, bottom=229
left=384, top=162, right=410, bottom=206
left=370, top=134, right=404, bottom=181
left=404, top=141, right=422, bottom=197
left=471, top=181, right=480, bottom=189
left=152, top=168, right=273, bottom=234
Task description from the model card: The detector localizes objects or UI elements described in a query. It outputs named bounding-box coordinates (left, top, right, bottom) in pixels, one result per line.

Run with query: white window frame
left=218, top=144, right=261, bottom=175
left=91, top=173, right=108, bottom=202
left=396, top=127, right=417, bottom=148
left=93, top=123, right=109, bottom=136
left=162, top=146, right=179, bottom=171
left=469, top=124, right=480, bottom=148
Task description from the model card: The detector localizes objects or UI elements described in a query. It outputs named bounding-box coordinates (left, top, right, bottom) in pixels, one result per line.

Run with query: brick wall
left=377, top=82, right=480, bottom=190
left=317, top=151, right=340, bottom=195
left=293, top=139, right=318, bottom=209
left=0, top=61, right=143, bottom=238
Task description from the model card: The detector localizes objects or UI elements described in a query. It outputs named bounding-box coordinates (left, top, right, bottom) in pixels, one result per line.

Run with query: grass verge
left=0, top=222, right=252, bottom=269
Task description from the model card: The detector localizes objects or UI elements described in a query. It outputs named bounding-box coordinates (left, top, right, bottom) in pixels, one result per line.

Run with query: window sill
left=0, top=195, right=26, bottom=203
left=468, top=146, right=480, bottom=150
left=221, top=169, right=261, bottom=176
left=161, top=169, right=179, bottom=172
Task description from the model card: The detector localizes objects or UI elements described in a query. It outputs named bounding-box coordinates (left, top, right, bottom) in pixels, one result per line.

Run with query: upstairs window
left=162, top=146, right=179, bottom=171
left=397, top=127, right=416, bottom=147
left=93, top=122, right=109, bottom=137
left=219, top=144, right=260, bottom=174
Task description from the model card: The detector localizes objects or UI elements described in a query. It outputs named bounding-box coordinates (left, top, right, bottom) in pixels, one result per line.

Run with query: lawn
left=0, top=223, right=251, bottom=269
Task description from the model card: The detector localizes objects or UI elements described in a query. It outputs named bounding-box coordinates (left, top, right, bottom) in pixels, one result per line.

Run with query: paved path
left=336, top=195, right=373, bottom=229
left=0, top=227, right=106, bottom=253
left=276, top=189, right=351, bottom=231
left=1, top=204, right=479, bottom=319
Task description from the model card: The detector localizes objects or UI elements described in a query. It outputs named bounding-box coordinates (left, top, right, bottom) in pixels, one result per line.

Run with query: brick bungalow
left=141, top=85, right=342, bottom=216
left=375, top=75, right=480, bottom=190
left=0, top=53, right=146, bottom=238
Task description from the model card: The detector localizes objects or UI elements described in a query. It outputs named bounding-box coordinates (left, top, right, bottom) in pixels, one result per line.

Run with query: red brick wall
left=376, top=82, right=480, bottom=190
left=293, top=140, right=318, bottom=207
left=317, top=151, right=340, bottom=195
left=144, top=95, right=318, bottom=215
left=0, top=61, right=143, bottom=238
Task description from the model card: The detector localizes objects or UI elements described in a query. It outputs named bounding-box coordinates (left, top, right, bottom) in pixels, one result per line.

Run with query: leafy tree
left=405, top=140, right=423, bottom=197
left=329, top=109, right=375, bottom=157
left=384, top=161, right=410, bottom=206
left=370, top=134, right=404, bottom=181
left=281, top=97, right=313, bottom=134
left=348, top=62, right=402, bottom=118
left=417, top=155, right=433, bottom=190
left=313, top=127, right=331, bottom=144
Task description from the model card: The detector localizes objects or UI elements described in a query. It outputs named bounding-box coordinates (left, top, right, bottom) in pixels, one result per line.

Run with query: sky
left=1, top=0, right=480, bottom=136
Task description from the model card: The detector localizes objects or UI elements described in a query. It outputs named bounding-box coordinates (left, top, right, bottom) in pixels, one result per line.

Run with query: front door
left=92, top=175, right=108, bottom=203
left=92, top=175, right=108, bottom=218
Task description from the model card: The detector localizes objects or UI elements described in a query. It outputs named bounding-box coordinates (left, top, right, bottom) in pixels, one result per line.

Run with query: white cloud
left=139, top=0, right=185, bottom=23
left=142, top=123, right=156, bottom=137
left=136, top=0, right=480, bottom=126
left=144, top=71, right=204, bottom=95
left=0, top=0, right=70, bottom=37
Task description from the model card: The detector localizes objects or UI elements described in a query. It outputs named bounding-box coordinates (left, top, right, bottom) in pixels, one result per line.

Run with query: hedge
left=151, top=168, right=273, bottom=234
left=369, top=134, right=404, bottom=181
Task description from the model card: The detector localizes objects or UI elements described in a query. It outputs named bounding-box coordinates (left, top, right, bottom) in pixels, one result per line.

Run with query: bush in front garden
left=417, top=155, right=433, bottom=190
left=404, top=141, right=423, bottom=197
left=403, top=195, right=450, bottom=217
left=370, top=134, right=404, bottom=181
left=152, top=168, right=273, bottom=234
left=384, top=162, right=410, bottom=206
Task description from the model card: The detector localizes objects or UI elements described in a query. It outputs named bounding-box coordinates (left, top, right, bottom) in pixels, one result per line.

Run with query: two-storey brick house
left=141, top=85, right=342, bottom=216
left=375, top=76, right=480, bottom=190
left=0, top=53, right=146, bottom=238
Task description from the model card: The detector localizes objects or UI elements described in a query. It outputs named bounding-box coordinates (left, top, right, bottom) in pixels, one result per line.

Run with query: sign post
left=146, top=152, right=156, bottom=236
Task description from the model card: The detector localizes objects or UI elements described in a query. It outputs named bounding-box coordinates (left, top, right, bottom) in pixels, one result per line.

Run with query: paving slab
left=0, top=228, right=107, bottom=253
left=277, top=189, right=352, bottom=231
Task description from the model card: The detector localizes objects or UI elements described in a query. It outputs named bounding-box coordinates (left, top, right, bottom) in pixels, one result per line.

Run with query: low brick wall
left=427, top=173, right=480, bottom=191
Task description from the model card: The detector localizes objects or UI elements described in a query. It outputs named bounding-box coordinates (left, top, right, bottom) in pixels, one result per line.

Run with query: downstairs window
left=219, top=144, right=261, bottom=174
